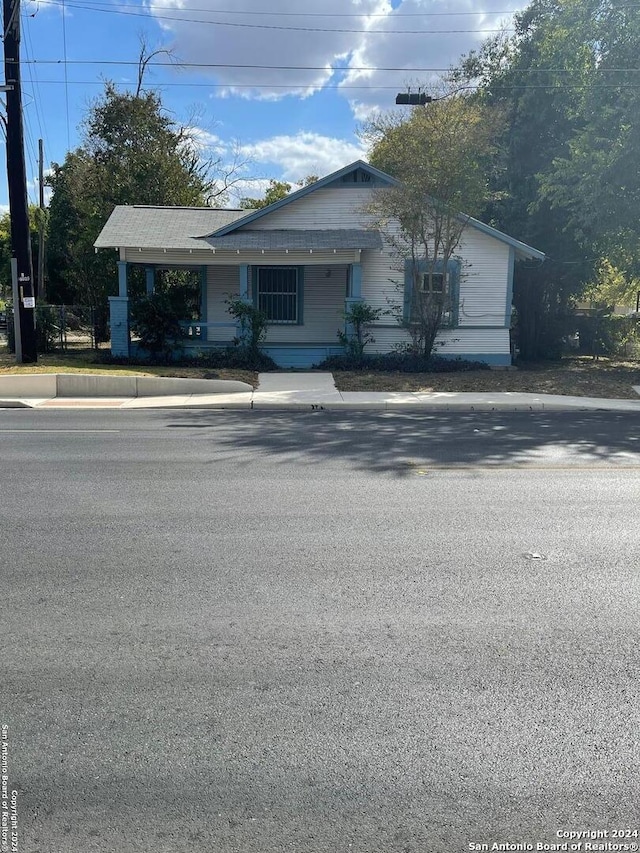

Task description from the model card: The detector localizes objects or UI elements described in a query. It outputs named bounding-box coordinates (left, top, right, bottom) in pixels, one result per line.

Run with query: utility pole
left=38, top=137, right=45, bottom=302
left=3, top=0, right=37, bottom=362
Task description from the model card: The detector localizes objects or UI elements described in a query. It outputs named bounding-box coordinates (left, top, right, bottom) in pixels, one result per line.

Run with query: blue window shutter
left=403, top=259, right=414, bottom=322
left=405, top=257, right=460, bottom=327
left=448, top=259, right=461, bottom=328
left=251, top=266, right=258, bottom=308
left=297, top=266, right=304, bottom=325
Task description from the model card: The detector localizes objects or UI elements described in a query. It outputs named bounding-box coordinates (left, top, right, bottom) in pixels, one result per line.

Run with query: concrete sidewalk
left=2, top=371, right=640, bottom=412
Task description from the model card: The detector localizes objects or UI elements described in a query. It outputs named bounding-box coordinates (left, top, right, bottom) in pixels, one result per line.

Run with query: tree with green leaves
left=453, top=0, right=640, bottom=359
left=239, top=179, right=292, bottom=209
left=583, top=259, right=640, bottom=311
left=0, top=208, right=43, bottom=301
left=362, top=93, right=502, bottom=358
left=46, top=74, right=245, bottom=341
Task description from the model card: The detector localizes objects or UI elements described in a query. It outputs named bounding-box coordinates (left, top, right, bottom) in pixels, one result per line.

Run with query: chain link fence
left=3, top=304, right=101, bottom=353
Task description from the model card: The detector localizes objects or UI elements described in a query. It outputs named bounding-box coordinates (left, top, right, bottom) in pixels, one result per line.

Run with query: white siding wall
left=359, top=223, right=511, bottom=357
left=239, top=187, right=374, bottom=230
left=367, top=327, right=511, bottom=357
left=206, top=262, right=348, bottom=344
left=456, top=229, right=510, bottom=327
left=262, top=265, right=346, bottom=344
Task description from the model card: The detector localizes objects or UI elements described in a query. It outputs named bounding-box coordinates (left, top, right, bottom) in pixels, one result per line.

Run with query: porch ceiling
left=201, top=229, right=382, bottom=251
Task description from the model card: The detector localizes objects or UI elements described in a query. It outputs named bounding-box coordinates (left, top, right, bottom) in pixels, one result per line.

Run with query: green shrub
left=96, top=345, right=277, bottom=371
left=337, top=302, right=382, bottom=361
left=225, top=298, right=268, bottom=352
left=130, top=293, right=184, bottom=362
left=574, top=313, right=640, bottom=358
left=3, top=305, right=59, bottom=353
left=316, top=352, right=491, bottom=372
left=36, top=305, right=61, bottom=353
left=193, top=346, right=277, bottom=370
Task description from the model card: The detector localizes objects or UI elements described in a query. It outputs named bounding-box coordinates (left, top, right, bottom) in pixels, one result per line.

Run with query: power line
left=30, top=1, right=517, bottom=34
left=20, top=78, right=640, bottom=91
left=22, top=14, right=50, bottom=148
left=13, top=58, right=640, bottom=74
left=60, top=0, right=71, bottom=148
left=29, top=0, right=640, bottom=16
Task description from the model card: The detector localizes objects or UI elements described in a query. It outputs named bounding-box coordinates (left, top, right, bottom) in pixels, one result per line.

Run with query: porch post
left=145, top=266, right=155, bottom=295
left=117, top=260, right=128, bottom=297
left=345, top=261, right=363, bottom=340
left=349, top=261, right=362, bottom=299
left=239, top=264, right=250, bottom=302
left=200, top=266, right=208, bottom=322
left=237, top=264, right=250, bottom=342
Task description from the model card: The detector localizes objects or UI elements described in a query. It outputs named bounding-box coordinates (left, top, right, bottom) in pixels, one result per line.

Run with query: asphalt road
left=1, top=409, right=639, bottom=853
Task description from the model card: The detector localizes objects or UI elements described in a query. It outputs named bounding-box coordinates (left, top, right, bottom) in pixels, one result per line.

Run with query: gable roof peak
left=208, top=159, right=395, bottom=238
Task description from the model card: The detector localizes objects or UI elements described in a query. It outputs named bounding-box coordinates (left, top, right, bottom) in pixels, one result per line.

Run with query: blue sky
left=3, top=0, right=527, bottom=210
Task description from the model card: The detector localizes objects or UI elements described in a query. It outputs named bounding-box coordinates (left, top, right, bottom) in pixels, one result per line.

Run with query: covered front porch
left=108, top=254, right=367, bottom=368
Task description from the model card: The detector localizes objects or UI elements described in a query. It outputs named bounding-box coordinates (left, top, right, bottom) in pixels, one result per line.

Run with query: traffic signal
left=395, top=93, right=432, bottom=106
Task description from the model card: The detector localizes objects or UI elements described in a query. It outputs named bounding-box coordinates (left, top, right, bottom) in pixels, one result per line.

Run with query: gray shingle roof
left=94, top=206, right=383, bottom=252
left=94, top=205, right=247, bottom=250
left=204, top=230, right=382, bottom=251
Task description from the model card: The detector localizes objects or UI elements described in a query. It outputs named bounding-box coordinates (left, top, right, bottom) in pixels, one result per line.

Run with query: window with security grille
left=257, top=267, right=299, bottom=324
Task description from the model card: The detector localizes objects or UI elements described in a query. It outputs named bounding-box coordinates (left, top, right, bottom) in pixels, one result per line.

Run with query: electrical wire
left=61, top=0, right=71, bottom=149
left=15, top=73, right=640, bottom=90
left=22, top=15, right=50, bottom=150
left=30, top=0, right=640, bottom=16
left=14, top=58, right=640, bottom=73
left=28, top=1, right=517, bottom=34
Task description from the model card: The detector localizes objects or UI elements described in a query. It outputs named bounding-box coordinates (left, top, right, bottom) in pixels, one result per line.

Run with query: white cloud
left=147, top=0, right=527, bottom=114
left=188, top=127, right=227, bottom=156
left=240, top=131, right=366, bottom=182
left=146, top=0, right=391, bottom=99
left=340, top=0, right=529, bottom=119
left=28, top=171, right=53, bottom=207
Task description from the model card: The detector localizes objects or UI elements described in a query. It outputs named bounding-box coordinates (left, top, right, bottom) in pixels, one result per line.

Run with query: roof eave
left=462, top=214, right=545, bottom=260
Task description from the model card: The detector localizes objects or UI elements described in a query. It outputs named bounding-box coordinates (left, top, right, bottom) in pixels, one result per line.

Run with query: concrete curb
left=0, top=373, right=253, bottom=399
left=2, top=372, right=640, bottom=413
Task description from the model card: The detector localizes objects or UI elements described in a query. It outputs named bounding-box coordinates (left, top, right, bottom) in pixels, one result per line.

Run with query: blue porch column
left=344, top=261, right=363, bottom=340
left=239, top=264, right=250, bottom=301
left=236, top=264, right=250, bottom=341
left=111, top=261, right=130, bottom=357
left=108, top=296, right=130, bottom=357
left=117, top=260, right=128, bottom=297
left=145, top=266, right=155, bottom=295
left=200, top=266, right=208, bottom=322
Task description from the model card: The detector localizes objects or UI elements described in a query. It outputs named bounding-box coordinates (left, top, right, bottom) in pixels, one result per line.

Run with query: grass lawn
left=332, top=357, right=640, bottom=399
left=0, top=347, right=259, bottom=388
left=1, top=346, right=639, bottom=399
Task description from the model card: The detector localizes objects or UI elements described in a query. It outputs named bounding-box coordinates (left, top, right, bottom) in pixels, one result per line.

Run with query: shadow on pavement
left=161, top=409, right=640, bottom=474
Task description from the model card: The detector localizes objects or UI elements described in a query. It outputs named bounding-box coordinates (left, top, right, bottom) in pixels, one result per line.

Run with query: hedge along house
left=94, top=160, right=545, bottom=367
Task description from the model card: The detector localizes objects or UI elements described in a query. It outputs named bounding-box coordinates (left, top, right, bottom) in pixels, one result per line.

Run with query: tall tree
left=362, top=94, right=502, bottom=357
left=0, top=208, right=43, bottom=300
left=454, top=0, right=640, bottom=359
left=46, top=76, right=243, bottom=339
left=536, top=2, right=640, bottom=262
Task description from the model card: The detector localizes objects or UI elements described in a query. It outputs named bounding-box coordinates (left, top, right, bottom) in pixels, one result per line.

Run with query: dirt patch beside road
left=332, top=357, right=640, bottom=399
